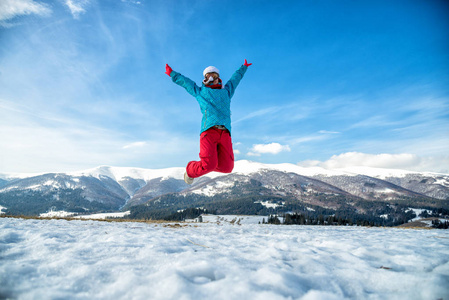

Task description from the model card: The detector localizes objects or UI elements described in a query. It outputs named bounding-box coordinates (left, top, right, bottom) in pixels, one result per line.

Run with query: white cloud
left=121, top=0, right=142, bottom=4
left=0, top=0, right=51, bottom=25
left=123, top=141, right=147, bottom=149
left=318, top=130, right=340, bottom=134
left=298, top=152, right=449, bottom=173
left=248, top=143, right=291, bottom=156
left=65, top=0, right=89, bottom=19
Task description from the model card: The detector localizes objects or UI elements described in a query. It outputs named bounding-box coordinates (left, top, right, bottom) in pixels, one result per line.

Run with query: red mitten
left=165, top=64, right=173, bottom=76
left=244, top=59, right=252, bottom=67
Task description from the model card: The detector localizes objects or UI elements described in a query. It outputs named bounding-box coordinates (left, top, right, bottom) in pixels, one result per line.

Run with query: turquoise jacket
left=170, top=65, right=248, bottom=135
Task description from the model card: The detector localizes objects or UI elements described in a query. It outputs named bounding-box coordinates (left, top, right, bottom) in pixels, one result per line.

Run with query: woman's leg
left=186, top=128, right=219, bottom=178
left=215, top=130, right=234, bottom=174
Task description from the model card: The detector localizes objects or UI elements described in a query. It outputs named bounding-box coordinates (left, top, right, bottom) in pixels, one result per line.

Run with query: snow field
left=1, top=217, right=448, bottom=300
left=38, top=211, right=132, bottom=219
left=196, top=214, right=267, bottom=225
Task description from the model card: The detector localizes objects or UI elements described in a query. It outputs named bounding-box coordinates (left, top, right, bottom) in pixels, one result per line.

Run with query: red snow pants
left=186, top=127, right=234, bottom=178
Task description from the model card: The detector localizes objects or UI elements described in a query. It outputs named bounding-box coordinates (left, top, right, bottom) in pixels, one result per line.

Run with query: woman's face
left=205, top=72, right=219, bottom=85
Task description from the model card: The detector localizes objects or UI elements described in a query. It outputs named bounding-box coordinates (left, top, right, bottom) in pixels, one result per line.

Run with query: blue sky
left=1, top=0, right=448, bottom=173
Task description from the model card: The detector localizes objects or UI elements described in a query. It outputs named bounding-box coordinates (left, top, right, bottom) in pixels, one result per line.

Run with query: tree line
left=0, top=189, right=111, bottom=216
left=265, top=213, right=375, bottom=226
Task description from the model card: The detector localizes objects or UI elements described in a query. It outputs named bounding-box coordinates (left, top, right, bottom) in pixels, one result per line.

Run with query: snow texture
left=255, top=201, right=284, bottom=209
left=39, top=210, right=75, bottom=218
left=1, top=217, right=448, bottom=300
left=39, top=211, right=131, bottom=219
left=75, top=211, right=131, bottom=220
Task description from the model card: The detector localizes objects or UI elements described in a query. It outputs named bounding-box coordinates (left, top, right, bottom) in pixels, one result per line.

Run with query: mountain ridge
left=1, top=160, right=448, bottom=218
left=2, top=159, right=447, bottom=181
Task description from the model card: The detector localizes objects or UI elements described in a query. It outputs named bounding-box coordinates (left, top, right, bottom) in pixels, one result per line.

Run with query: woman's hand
left=165, top=64, right=173, bottom=76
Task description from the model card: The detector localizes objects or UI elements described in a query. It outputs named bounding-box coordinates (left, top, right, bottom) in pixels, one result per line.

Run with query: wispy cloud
left=232, top=100, right=317, bottom=126
left=233, top=106, right=284, bottom=125
left=275, top=130, right=339, bottom=146
left=0, top=106, right=198, bottom=173
left=121, top=0, right=143, bottom=4
left=349, top=115, right=404, bottom=129
left=0, top=0, right=51, bottom=26
left=123, top=141, right=147, bottom=149
left=65, top=0, right=90, bottom=19
left=0, top=97, right=199, bottom=172
left=318, top=130, right=341, bottom=134
left=349, top=94, right=449, bottom=130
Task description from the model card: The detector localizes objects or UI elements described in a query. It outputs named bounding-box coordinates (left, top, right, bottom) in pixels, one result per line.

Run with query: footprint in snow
left=178, top=263, right=225, bottom=285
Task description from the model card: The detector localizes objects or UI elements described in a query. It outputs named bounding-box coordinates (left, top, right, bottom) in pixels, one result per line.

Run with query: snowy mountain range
left=0, top=160, right=448, bottom=217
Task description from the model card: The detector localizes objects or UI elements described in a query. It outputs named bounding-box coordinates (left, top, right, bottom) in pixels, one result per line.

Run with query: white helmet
left=203, top=66, right=219, bottom=77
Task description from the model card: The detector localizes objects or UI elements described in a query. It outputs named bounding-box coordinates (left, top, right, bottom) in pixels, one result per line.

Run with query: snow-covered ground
left=38, top=211, right=131, bottom=219
left=192, top=214, right=267, bottom=225
left=74, top=211, right=131, bottom=220
left=1, top=217, right=448, bottom=300
left=39, top=210, right=76, bottom=218
left=407, top=208, right=427, bottom=222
